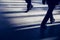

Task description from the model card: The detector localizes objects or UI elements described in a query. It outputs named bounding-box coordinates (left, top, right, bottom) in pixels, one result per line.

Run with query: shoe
left=29, top=5, right=33, bottom=10
left=25, top=5, right=33, bottom=13
left=50, top=19, right=55, bottom=24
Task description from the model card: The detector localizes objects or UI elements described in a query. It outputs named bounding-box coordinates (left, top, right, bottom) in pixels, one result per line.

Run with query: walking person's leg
left=40, top=8, right=51, bottom=38
left=40, top=4, right=55, bottom=38
left=40, top=7, right=51, bottom=27
left=48, top=4, right=56, bottom=23
left=25, top=0, right=33, bottom=12
left=40, top=4, right=56, bottom=27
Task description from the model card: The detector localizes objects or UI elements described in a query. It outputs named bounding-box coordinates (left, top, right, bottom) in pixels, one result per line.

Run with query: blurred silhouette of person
left=25, top=0, right=33, bottom=12
left=40, top=0, right=60, bottom=38
left=41, top=0, right=60, bottom=27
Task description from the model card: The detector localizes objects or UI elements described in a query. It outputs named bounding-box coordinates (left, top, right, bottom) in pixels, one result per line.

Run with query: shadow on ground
left=0, top=20, right=60, bottom=40
left=0, top=11, right=60, bottom=40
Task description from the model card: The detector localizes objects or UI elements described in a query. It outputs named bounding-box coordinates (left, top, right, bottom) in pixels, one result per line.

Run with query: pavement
left=0, top=1, right=60, bottom=40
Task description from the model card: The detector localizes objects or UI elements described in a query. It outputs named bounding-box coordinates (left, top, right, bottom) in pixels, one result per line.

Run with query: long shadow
left=47, top=24, right=60, bottom=40
left=0, top=11, right=60, bottom=40
left=0, top=13, right=16, bottom=39
left=0, top=13, right=13, bottom=29
left=0, top=15, right=60, bottom=40
left=0, top=12, right=40, bottom=40
left=39, top=24, right=60, bottom=40
left=1, top=23, right=60, bottom=40
left=0, top=9, right=60, bottom=40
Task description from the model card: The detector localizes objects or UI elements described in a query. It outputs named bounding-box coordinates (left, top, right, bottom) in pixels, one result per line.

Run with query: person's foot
left=29, top=5, right=33, bottom=10
left=25, top=5, right=33, bottom=13
left=50, top=19, right=55, bottom=24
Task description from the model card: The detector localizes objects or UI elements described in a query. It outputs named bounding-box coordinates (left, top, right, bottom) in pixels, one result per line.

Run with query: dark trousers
left=41, top=4, right=56, bottom=26
left=25, top=0, right=31, bottom=3
left=25, top=0, right=32, bottom=11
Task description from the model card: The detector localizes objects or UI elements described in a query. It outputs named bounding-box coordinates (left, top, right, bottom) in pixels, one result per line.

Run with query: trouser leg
left=48, top=5, right=55, bottom=21
left=25, top=0, right=33, bottom=12
left=41, top=4, right=56, bottom=26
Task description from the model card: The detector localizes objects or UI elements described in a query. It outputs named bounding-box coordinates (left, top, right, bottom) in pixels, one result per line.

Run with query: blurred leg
left=48, top=4, right=55, bottom=23
left=25, top=0, right=33, bottom=12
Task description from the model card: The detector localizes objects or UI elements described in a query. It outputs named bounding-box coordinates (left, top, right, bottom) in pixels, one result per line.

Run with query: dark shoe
left=29, top=5, right=33, bottom=10
left=25, top=5, right=33, bottom=13
left=50, top=19, right=55, bottom=24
